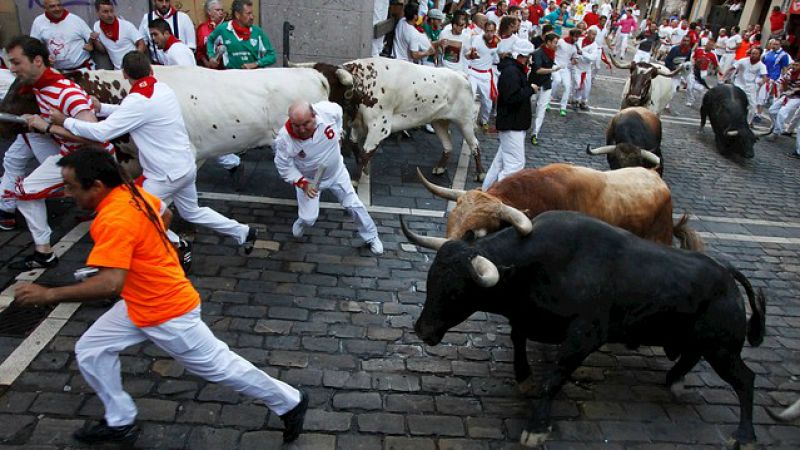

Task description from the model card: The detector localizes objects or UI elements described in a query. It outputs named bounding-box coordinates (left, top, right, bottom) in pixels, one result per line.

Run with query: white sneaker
left=368, top=238, right=384, bottom=255
left=424, top=124, right=435, bottom=134
left=292, top=219, right=305, bottom=238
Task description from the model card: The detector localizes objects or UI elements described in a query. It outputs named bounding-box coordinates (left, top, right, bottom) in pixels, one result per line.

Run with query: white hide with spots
left=621, top=64, right=677, bottom=116
left=77, top=66, right=330, bottom=161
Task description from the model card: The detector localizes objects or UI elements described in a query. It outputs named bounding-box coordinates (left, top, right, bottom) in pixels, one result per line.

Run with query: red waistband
left=471, top=67, right=493, bottom=73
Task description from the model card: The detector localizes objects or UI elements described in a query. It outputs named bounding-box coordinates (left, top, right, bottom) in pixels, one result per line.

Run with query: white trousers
left=769, top=97, right=800, bottom=134
left=296, top=164, right=378, bottom=242
left=687, top=72, right=709, bottom=104
left=16, top=154, right=66, bottom=246
left=573, top=69, right=593, bottom=102
left=633, top=49, right=651, bottom=63
left=214, top=153, right=240, bottom=171
left=1, top=134, right=60, bottom=213
left=143, top=169, right=249, bottom=245
left=719, top=53, right=736, bottom=76
left=469, top=70, right=494, bottom=126
left=482, top=130, right=526, bottom=191
left=551, top=70, right=572, bottom=110
left=532, top=88, right=552, bottom=135
left=615, top=32, right=631, bottom=58
left=75, top=301, right=301, bottom=426
left=734, top=81, right=760, bottom=122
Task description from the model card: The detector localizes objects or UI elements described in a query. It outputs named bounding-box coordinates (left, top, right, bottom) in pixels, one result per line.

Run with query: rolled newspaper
left=0, top=112, right=27, bottom=125
left=311, top=164, right=326, bottom=190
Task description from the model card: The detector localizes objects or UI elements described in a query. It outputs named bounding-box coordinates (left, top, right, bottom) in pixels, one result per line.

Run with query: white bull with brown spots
left=299, top=58, right=486, bottom=182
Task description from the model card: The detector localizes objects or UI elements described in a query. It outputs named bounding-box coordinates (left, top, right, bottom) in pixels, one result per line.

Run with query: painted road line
left=0, top=220, right=91, bottom=388
left=696, top=231, right=800, bottom=245
left=448, top=139, right=472, bottom=212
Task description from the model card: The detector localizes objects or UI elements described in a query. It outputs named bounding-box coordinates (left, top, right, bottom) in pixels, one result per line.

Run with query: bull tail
left=768, top=397, right=800, bottom=423
left=724, top=262, right=766, bottom=347
left=672, top=214, right=704, bottom=251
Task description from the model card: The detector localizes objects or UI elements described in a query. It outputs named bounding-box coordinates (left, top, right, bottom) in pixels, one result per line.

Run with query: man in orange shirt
left=14, top=148, right=307, bottom=445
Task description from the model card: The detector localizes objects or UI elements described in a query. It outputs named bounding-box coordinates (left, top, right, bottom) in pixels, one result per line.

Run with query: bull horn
left=335, top=68, right=354, bottom=87
left=604, top=49, right=631, bottom=69
left=400, top=216, right=449, bottom=250
left=768, top=398, right=800, bottom=422
left=640, top=149, right=661, bottom=166
left=416, top=167, right=466, bottom=201
left=751, top=116, right=774, bottom=137
left=725, top=129, right=740, bottom=137
left=470, top=255, right=500, bottom=288
left=657, top=66, right=683, bottom=78
left=497, top=204, right=533, bottom=235
left=587, top=145, right=617, bottom=155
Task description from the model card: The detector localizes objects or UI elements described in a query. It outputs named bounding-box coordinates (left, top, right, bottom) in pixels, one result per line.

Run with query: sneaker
left=530, top=134, right=538, bottom=146
left=292, top=218, right=305, bottom=239
left=281, top=389, right=309, bottom=443
left=0, top=210, right=15, bottom=231
left=242, top=227, right=257, bottom=255
left=424, top=124, right=435, bottom=134
left=9, top=251, right=58, bottom=270
left=368, top=238, right=384, bottom=255
left=73, top=420, right=139, bottom=444
left=177, top=238, right=192, bottom=274
left=685, top=101, right=693, bottom=107
left=560, top=109, right=567, bottom=117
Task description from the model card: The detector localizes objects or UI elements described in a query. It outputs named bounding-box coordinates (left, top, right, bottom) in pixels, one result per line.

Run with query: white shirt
left=716, top=36, right=729, bottom=55
left=659, top=25, right=673, bottom=43
left=414, top=31, right=435, bottom=66
left=92, top=18, right=142, bottom=70
left=575, top=37, right=599, bottom=72
left=30, top=13, right=92, bottom=70
left=274, top=101, right=347, bottom=187
left=393, top=18, right=419, bottom=62
left=726, top=34, right=743, bottom=52
left=733, top=58, right=767, bottom=87
left=555, top=38, right=578, bottom=68
left=64, top=80, right=195, bottom=182
left=468, top=34, right=499, bottom=71
left=497, top=35, right=520, bottom=57
left=486, top=11, right=503, bottom=27
left=139, top=10, right=196, bottom=64
left=518, top=20, right=533, bottom=41
left=164, top=40, right=196, bottom=67
left=599, top=3, right=612, bottom=18
left=439, top=28, right=470, bottom=73
left=671, top=27, right=688, bottom=45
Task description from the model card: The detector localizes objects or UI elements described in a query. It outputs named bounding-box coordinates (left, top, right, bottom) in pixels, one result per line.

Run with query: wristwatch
left=45, top=123, right=53, bottom=134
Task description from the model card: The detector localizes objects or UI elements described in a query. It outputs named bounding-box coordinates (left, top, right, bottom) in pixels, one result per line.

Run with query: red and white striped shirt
left=31, top=69, right=113, bottom=155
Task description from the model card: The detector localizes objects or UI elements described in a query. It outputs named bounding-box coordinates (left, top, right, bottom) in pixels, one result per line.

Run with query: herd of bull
left=0, top=56, right=794, bottom=448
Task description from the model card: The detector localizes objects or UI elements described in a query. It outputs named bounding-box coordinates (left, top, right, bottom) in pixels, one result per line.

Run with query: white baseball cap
left=427, top=9, right=445, bottom=20
left=511, top=39, right=535, bottom=58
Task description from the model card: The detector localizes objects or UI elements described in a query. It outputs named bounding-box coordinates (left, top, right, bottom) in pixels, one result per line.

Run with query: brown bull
left=419, top=164, right=704, bottom=251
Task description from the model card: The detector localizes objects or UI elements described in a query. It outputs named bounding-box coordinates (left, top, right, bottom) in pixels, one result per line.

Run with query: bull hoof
left=520, top=428, right=550, bottom=447
left=351, top=179, right=359, bottom=188
left=476, top=172, right=486, bottom=182
left=725, top=437, right=757, bottom=450
left=518, top=376, right=538, bottom=395
left=431, top=167, right=446, bottom=176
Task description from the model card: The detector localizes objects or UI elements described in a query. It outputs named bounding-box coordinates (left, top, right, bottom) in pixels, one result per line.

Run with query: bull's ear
left=649, top=68, right=659, bottom=78
left=630, top=65, right=637, bottom=73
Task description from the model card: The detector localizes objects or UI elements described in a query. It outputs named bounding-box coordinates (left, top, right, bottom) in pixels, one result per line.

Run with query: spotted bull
left=700, top=84, right=771, bottom=158
left=418, top=164, right=703, bottom=250
left=1, top=66, right=331, bottom=162
left=298, top=58, right=486, bottom=181
left=402, top=210, right=766, bottom=449
left=607, top=51, right=682, bottom=115
left=586, top=107, right=664, bottom=175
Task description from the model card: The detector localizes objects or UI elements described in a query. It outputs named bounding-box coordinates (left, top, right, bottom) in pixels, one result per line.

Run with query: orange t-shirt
left=87, top=185, right=200, bottom=327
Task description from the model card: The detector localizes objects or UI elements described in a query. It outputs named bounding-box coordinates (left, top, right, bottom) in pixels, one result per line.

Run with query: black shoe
left=0, top=210, right=15, bottom=231
left=9, top=251, right=58, bottom=270
left=280, top=389, right=308, bottom=443
left=177, top=238, right=193, bottom=274
left=227, top=165, right=239, bottom=177
left=242, top=227, right=257, bottom=255
left=73, top=420, right=139, bottom=444
left=787, top=152, right=800, bottom=160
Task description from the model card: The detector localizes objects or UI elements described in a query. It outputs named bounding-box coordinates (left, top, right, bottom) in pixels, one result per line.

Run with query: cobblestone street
left=0, top=68, right=799, bottom=449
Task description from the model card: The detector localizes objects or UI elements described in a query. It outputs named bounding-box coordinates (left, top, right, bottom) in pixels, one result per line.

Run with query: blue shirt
left=541, top=10, right=572, bottom=36
left=763, top=50, right=790, bottom=80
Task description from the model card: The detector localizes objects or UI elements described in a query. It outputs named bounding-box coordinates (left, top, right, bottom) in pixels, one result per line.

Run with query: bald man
left=274, top=101, right=383, bottom=255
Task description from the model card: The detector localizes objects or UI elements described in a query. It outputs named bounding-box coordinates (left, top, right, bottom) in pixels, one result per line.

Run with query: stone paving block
left=219, top=404, right=268, bottom=429
left=186, top=426, right=240, bottom=450
left=177, top=401, right=221, bottom=425
left=435, top=396, right=482, bottom=415
left=254, top=319, right=293, bottom=335
left=0, top=392, right=37, bottom=414
left=374, top=373, right=421, bottom=392
left=336, top=434, right=382, bottom=450
left=332, top=392, right=382, bottom=410
left=322, top=370, right=372, bottom=389
left=437, top=439, right=491, bottom=450
left=384, top=436, right=436, bottom=450
left=152, top=359, right=185, bottom=378
left=239, top=430, right=284, bottom=450
left=407, top=414, right=465, bottom=437
left=0, top=414, right=35, bottom=441
left=303, top=409, right=353, bottom=431
left=135, top=423, right=192, bottom=449
left=357, top=412, right=406, bottom=434
left=289, top=433, right=337, bottom=449
left=197, top=384, right=243, bottom=404
left=27, top=418, right=85, bottom=446
left=136, top=398, right=179, bottom=422
left=465, top=416, right=505, bottom=439
left=385, top=394, right=435, bottom=413
left=29, top=392, right=83, bottom=416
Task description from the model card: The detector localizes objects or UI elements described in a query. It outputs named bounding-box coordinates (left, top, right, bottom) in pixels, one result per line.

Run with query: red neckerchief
left=32, top=67, right=65, bottom=90
left=156, top=7, right=177, bottom=19
left=130, top=76, right=157, bottom=99
left=516, top=59, right=529, bottom=74
left=164, top=35, right=180, bottom=51
left=564, top=36, right=575, bottom=44
left=500, top=33, right=513, bottom=39
left=45, top=10, right=69, bottom=24
left=99, top=17, right=120, bottom=41
left=232, top=20, right=252, bottom=40
left=485, top=35, right=500, bottom=48
left=679, top=44, right=690, bottom=54
left=285, top=120, right=312, bottom=140
left=580, top=37, right=594, bottom=47
left=542, top=46, right=556, bottom=61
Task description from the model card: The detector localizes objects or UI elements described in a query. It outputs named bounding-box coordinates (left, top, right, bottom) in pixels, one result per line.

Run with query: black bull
left=402, top=210, right=766, bottom=449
